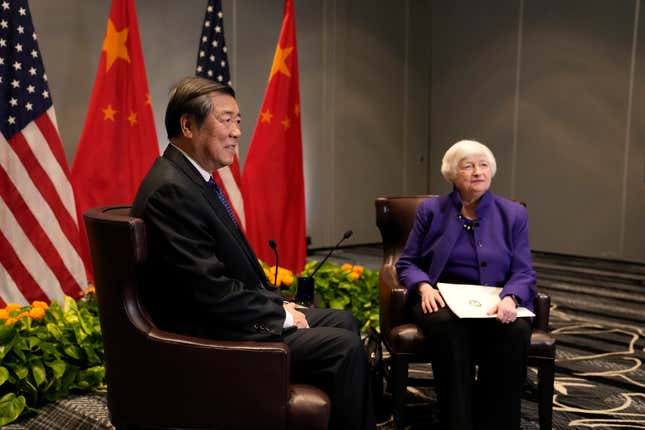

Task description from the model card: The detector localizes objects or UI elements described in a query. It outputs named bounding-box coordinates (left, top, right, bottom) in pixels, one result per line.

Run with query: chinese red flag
left=242, top=0, right=306, bottom=272
left=71, top=0, right=159, bottom=275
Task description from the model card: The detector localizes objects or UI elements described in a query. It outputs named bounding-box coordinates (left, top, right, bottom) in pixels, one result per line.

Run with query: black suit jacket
left=131, top=144, right=287, bottom=341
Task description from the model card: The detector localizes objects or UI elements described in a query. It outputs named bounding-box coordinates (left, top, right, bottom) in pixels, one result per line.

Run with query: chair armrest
left=109, top=327, right=291, bottom=429
left=379, top=263, right=410, bottom=335
left=532, top=292, right=551, bottom=332
left=148, top=327, right=290, bottom=396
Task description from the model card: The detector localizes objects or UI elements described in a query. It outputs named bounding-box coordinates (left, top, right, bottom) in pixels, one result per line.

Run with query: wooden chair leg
left=537, top=359, right=555, bottom=430
left=390, top=355, right=409, bottom=430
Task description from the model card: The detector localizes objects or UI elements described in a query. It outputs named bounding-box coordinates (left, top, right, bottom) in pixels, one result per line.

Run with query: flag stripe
left=0, top=233, right=44, bottom=305
left=35, top=109, right=73, bottom=188
left=0, top=198, right=63, bottom=304
left=0, top=136, right=85, bottom=291
left=23, top=118, right=80, bottom=224
left=3, top=130, right=85, bottom=284
left=0, top=262, right=31, bottom=306
left=0, top=167, right=81, bottom=299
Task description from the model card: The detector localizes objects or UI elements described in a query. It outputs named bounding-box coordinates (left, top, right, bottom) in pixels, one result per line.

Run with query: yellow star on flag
left=103, top=18, right=130, bottom=72
left=281, top=116, right=291, bottom=130
left=127, top=111, right=138, bottom=126
left=270, top=45, right=293, bottom=80
left=294, top=104, right=300, bottom=117
left=102, top=104, right=117, bottom=121
left=145, top=93, right=152, bottom=105
left=260, top=109, right=273, bottom=124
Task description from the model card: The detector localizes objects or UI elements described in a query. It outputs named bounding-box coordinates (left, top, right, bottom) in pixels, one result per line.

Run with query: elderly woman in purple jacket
left=396, top=139, right=537, bottom=430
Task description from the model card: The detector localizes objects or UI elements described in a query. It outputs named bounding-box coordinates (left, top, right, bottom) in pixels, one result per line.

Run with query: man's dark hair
left=165, top=76, right=236, bottom=139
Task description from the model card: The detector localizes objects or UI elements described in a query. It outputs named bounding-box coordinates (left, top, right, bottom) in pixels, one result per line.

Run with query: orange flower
left=282, top=274, right=294, bottom=286
left=4, top=318, right=16, bottom=326
left=348, top=272, right=360, bottom=281
left=0, top=309, right=9, bottom=320
left=29, top=307, right=46, bottom=321
left=5, top=303, right=21, bottom=312
left=17, top=311, right=29, bottom=319
left=352, top=265, right=364, bottom=276
left=87, top=285, right=96, bottom=294
left=340, top=263, right=353, bottom=271
left=31, top=300, right=49, bottom=310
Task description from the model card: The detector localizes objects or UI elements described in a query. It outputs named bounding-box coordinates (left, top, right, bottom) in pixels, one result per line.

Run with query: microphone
left=268, top=240, right=278, bottom=286
left=310, top=230, right=353, bottom=278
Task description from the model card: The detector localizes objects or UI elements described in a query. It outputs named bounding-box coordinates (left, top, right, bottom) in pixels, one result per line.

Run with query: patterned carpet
left=3, top=249, right=644, bottom=429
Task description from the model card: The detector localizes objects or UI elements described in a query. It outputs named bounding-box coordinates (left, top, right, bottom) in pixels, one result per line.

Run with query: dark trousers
left=283, top=307, right=376, bottom=430
left=411, top=304, right=531, bottom=430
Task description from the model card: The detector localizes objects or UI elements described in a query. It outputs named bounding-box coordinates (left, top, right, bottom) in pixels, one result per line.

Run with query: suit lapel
left=163, top=145, right=268, bottom=285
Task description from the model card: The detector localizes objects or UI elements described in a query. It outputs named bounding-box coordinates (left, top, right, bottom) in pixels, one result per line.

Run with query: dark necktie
left=208, top=177, right=238, bottom=227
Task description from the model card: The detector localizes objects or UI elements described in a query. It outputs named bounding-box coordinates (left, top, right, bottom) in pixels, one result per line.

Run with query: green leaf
left=63, top=345, right=82, bottom=360
left=45, top=323, right=63, bottom=340
left=75, top=365, right=105, bottom=390
left=38, top=341, right=60, bottom=357
left=13, top=365, right=28, bottom=380
left=0, top=393, right=27, bottom=426
left=27, top=336, right=41, bottom=350
left=329, top=296, right=350, bottom=309
left=30, top=360, right=47, bottom=387
left=0, top=325, right=15, bottom=343
left=0, top=334, right=17, bottom=361
left=0, top=366, right=9, bottom=386
left=45, top=360, right=66, bottom=380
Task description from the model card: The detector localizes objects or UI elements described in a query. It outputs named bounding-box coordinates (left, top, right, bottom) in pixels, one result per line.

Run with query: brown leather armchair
left=84, top=205, right=330, bottom=430
left=375, top=195, right=556, bottom=430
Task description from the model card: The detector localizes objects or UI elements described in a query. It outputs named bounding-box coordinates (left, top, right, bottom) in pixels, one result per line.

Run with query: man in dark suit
left=131, top=76, right=375, bottom=430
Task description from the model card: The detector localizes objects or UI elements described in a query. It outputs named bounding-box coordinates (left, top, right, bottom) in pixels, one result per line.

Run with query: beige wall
left=29, top=0, right=645, bottom=262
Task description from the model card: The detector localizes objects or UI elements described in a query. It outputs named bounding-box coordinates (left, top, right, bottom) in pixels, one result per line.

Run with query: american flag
left=196, top=0, right=246, bottom=230
left=0, top=0, right=86, bottom=306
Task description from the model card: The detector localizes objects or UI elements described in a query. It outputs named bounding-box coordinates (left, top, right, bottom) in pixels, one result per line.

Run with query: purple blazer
left=395, top=190, right=537, bottom=311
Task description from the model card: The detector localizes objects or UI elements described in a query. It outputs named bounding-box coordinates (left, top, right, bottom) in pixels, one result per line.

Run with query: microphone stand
left=297, top=230, right=353, bottom=306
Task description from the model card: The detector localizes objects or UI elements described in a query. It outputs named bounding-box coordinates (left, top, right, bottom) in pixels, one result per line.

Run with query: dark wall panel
left=517, top=0, right=634, bottom=259
left=430, top=0, right=520, bottom=198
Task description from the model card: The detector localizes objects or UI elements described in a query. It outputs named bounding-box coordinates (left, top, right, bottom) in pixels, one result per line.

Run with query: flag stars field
left=102, top=18, right=130, bottom=71
left=127, top=111, right=137, bottom=126
left=270, top=45, right=293, bottom=79
left=102, top=104, right=117, bottom=121
left=260, top=109, right=273, bottom=123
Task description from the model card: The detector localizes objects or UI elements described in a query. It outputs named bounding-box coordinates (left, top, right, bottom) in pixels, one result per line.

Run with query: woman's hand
left=487, top=296, right=517, bottom=323
left=418, top=282, right=445, bottom=314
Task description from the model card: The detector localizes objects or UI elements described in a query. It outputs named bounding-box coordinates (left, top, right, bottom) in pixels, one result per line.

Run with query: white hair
left=440, top=139, right=497, bottom=183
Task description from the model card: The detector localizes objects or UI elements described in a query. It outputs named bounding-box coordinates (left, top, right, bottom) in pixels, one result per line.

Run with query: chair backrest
left=375, top=195, right=434, bottom=265
left=375, top=195, right=434, bottom=334
left=83, top=206, right=156, bottom=422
